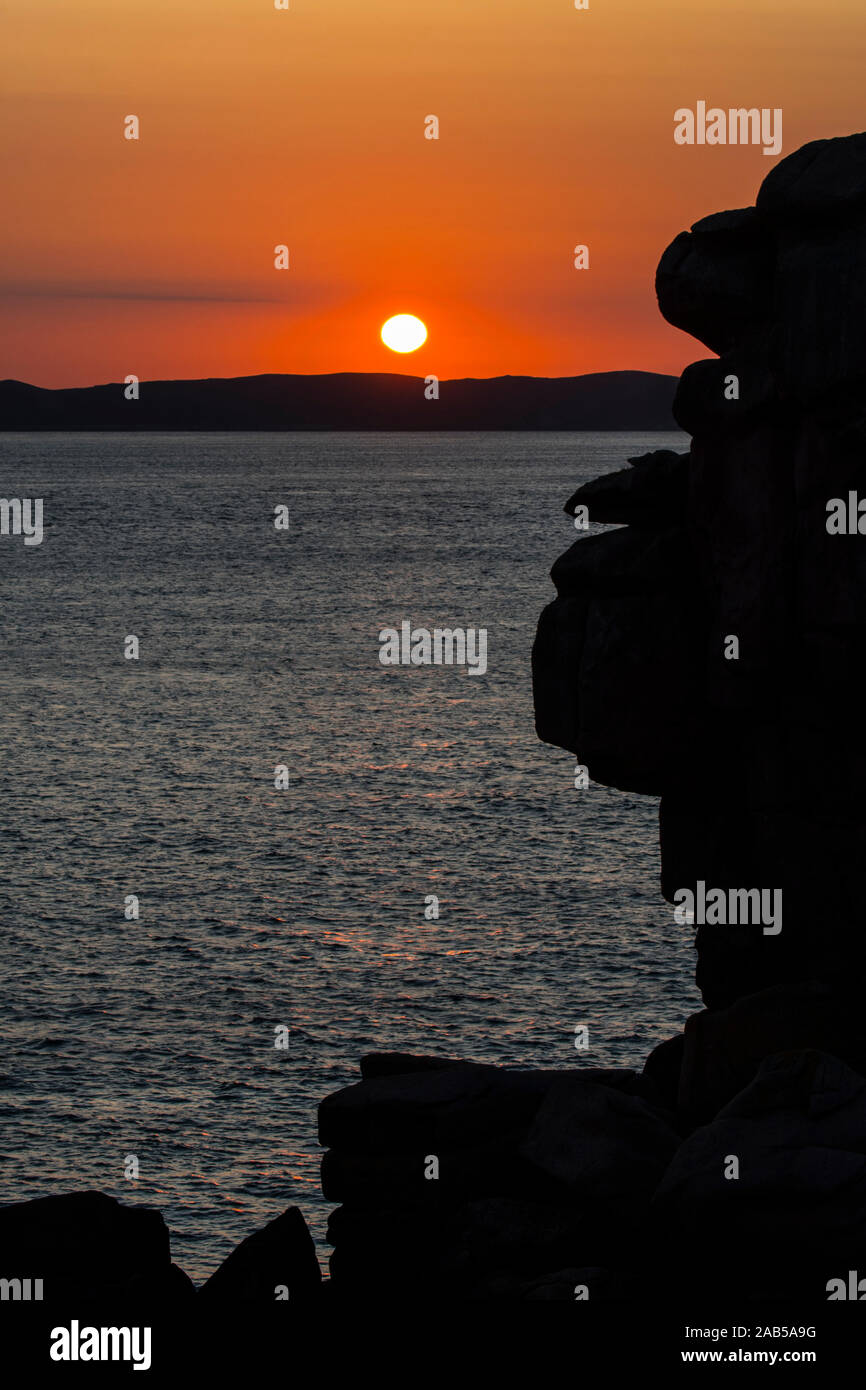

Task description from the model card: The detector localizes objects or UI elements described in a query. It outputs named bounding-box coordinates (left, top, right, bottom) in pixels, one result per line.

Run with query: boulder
left=756, top=131, right=866, bottom=220
left=520, top=1074, right=680, bottom=1194
left=564, top=449, right=689, bottom=527
left=319, top=1061, right=567, bottom=1152
left=0, top=1190, right=189, bottom=1303
left=677, top=982, right=866, bottom=1121
left=533, top=526, right=704, bottom=794
left=359, top=1052, right=467, bottom=1079
left=319, top=1060, right=663, bottom=1297
left=653, top=1050, right=866, bottom=1299
left=655, top=207, right=773, bottom=354
left=671, top=335, right=779, bottom=436
left=198, top=1206, right=321, bottom=1303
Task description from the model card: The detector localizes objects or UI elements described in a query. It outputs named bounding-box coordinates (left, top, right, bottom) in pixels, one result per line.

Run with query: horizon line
left=3, top=367, right=682, bottom=392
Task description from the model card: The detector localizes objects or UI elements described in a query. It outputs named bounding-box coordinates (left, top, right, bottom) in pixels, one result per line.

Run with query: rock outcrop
left=654, top=1049, right=866, bottom=1302
left=0, top=1191, right=322, bottom=1305
left=318, top=133, right=866, bottom=1302
left=319, top=1054, right=680, bottom=1299
left=0, top=1191, right=194, bottom=1304
left=535, top=130, right=866, bottom=1019
left=198, top=1205, right=322, bottom=1303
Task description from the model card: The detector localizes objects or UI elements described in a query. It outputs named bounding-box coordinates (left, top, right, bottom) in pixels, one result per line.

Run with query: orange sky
left=2, top=0, right=865, bottom=387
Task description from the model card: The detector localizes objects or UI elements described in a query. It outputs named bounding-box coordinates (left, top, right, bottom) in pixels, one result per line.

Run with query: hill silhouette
left=0, top=370, right=678, bottom=431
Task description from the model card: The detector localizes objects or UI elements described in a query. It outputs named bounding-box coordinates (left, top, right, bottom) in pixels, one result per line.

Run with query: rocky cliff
left=536, top=131, right=866, bottom=1017
left=317, top=133, right=866, bottom=1302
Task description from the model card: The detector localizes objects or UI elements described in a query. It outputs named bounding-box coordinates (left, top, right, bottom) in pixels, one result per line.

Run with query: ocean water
left=0, top=430, right=700, bottom=1282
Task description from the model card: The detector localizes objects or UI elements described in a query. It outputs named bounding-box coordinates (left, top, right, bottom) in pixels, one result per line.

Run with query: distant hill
left=0, top=370, right=679, bottom=431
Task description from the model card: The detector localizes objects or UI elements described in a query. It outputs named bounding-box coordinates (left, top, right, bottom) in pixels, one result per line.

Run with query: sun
left=381, top=314, right=427, bottom=353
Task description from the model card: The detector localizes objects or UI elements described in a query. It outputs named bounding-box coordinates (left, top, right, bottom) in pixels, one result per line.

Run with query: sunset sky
left=2, top=0, right=864, bottom=387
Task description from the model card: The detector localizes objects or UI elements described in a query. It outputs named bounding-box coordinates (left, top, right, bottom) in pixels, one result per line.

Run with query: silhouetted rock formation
left=0, top=1191, right=194, bottom=1303
left=198, top=1205, right=321, bottom=1303
left=535, top=129, right=866, bottom=1019
left=318, top=1044, right=866, bottom=1302
left=654, top=1050, right=866, bottom=1302
left=0, top=1191, right=321, bottom=1305
left=318, top=134, right=866, bottom=1303
left=319, top=1054, right=680, bottom=1298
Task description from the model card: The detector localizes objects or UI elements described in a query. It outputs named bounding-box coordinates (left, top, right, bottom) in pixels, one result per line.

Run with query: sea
left=0, top=430, right=700, bottom=1282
